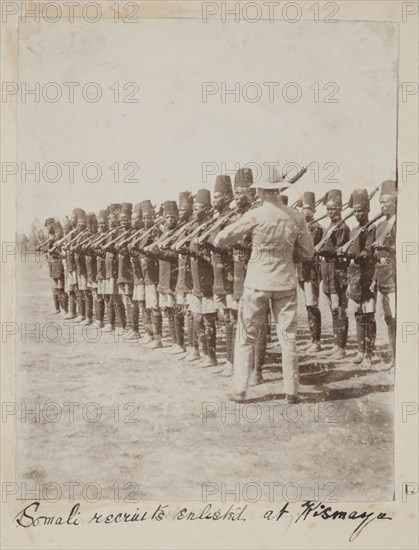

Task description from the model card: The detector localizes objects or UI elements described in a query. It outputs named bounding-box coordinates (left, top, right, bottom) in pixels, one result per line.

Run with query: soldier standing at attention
left=299, top=192, right=323, bottom=352
left=42, top=218, right=58, bottom=314
left=146, top=201, right=180, bottom=350
left=64, top=210, right=80, bottom=321
left=92, top=209, right=109, bottom=329
left=316, top=190, right=350, bottom=359
left=48, top=221, right=68, bottom=315
left=371, top=180, right=397, bottom=370
left=80, top=212, right=98, bottom=326
left=173, top=192, right=194, bottom=357
left=62, top=218, right=77, bottom=320
left=72, top=208, right=88, bottom=324
left=103, top=204, right=121, bottom=333
left=125, top=203, right=144, bottom=342
left=137, top=200, right=162, bottom=349
left=214, top=165, right=314, bottom=402
left=203, top=175, right=235, bottom=370
left=338, top=189, right=377, bottom=368
left=187, top=189, right=216, bottom=366
left=115, top=203, right=134, bottom=333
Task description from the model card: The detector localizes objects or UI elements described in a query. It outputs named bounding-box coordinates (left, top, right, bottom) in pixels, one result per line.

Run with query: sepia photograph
left=1, top=1, right=418, bottom=549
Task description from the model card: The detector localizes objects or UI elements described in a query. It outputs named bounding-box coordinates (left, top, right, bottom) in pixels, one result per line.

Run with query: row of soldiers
left=39, top=168, right=397, bottom=395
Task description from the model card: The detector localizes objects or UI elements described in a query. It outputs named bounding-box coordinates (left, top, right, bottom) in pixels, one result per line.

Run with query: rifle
left=66, top=229, right=89, bottom=250
left=197, top=209, right=238, bottom=246
left=103, top=228, right=132, bottom=250
left=116, top=227, right=144, bottom=249
left=128, top=217, right=164, bottom=251
left=49, top=226, right=80, bottom=253
left=36, top=236, right=53, bottom=252
left=158, top=219, right=195, bottom=249
left=339, top=211, right=385, bottom=255
left=89, top=226, right=121, bottom=249
left=315, top=209, right=355, bottom=253
left=74, top=231, right=100, bottom=250
left=173, top=213, right=216, bottom=252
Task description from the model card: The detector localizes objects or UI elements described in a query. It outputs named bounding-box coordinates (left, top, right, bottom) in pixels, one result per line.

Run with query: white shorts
left=189, top=294, right=216, bottom=315
left=97, top=279, right=106, bottom=295
left=301, top=281, right=319, bottom=307
left=380, top=291, right=396, bottom=318
left=105, top=277, right=117, bottom=295
left=78, top=274, right=87, bottom=291
left=132, top=284, right=145, bottom=301
left=175, top=291, right=192, bottom=307
left=214, top=293, right=236, bottom=311
left=159, top=292, right=175, bottom=308
left=145, top=284, right=159, bottom=309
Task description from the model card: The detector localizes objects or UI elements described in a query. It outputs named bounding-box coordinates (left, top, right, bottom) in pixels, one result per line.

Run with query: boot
left=149, top=309, right=163, bottom=348
left=200, top=315, right=217, bottom=367
left=353, top=312, right=365, bottom=363
left=52, top=289, right=60, bottom=314
left=385, top=316, right=396, bottom=368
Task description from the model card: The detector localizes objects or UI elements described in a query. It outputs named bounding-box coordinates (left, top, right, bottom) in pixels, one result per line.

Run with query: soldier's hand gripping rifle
left=172, top=213, right=216, bottom=254
left=127, top=217, right=164, bottom=254
left=102, top=228, right=133, bottom=252
left=36, top=236, right=53, bottom=252
left=49, top=226, right=80, bottom=253
left=338, top=211, right=385, bottom=257
left=87, top=226, right=121, bottom=251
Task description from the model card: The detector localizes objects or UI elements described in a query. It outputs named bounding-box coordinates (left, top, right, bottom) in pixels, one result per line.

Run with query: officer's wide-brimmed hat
left=194, top=189, right=211, bottom=205
left=164, top=200, right=179, bottom=216
left=121, top=203, right=133, bottom=217
left=214, top=175, right=233, bottom=195
left=235, top=168, right=253, bottom=188
left=179, top=191, right=193, bottom=209
left=380, top=180, right=397, bottom=199
left=348, top=189, right=369, bottom=208
left=323, top=189, right=343, bottom=206
left=256, top=165, right=290, bottom=190
left=44, top=217, right=55, bottom=227
left=141, top=200, right=155, bottom=215
left=301, top=191, right=316, bottom=209
left=133, top=203, right=142, bottom=217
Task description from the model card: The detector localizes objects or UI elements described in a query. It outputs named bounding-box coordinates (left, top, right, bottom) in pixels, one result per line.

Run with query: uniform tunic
left=117, top=229, right=134, bottom=285
left=318, top=220, right=350, bottom=295
left=301, top=220, right=323, bottom=283
left=189, top=220, right=214, bottom=298
left=207, top=211, right=235, bottom=296
left=139, top=227, right=161, bottom=285
left=346, top=224, right=376, bottom=302
left=154, top=229, right=179, bottom=294
left=373, top=216, right=396, bottom=293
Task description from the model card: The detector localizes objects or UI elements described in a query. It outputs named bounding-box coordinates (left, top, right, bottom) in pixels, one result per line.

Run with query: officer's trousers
left=234, top=287, right=299, bottom=396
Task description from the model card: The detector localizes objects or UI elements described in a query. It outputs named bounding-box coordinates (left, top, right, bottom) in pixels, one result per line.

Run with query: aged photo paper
left=1, top=1, right=418, bottom=548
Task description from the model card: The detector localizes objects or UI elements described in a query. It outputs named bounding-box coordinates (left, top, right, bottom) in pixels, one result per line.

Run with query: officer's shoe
left=353, top=352, right=364, bottom=364
left=285, top=394, right=299, bottom=405
left=227, top=391, right=246, bottom=403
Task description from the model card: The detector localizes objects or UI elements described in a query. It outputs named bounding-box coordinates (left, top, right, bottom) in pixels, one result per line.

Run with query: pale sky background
left=16, top=18, right=398, bottom=233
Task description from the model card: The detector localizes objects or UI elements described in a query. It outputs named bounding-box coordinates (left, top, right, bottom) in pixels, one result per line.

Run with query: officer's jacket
left=215, top=200, right=314, bottom=291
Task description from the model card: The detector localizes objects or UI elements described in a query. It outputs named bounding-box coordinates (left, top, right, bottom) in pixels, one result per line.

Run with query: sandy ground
left=13, top=260, right=394, bottom=503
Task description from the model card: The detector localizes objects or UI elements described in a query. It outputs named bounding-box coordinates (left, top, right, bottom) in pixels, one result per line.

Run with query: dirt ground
left=13, top=260, right=394, bottom=504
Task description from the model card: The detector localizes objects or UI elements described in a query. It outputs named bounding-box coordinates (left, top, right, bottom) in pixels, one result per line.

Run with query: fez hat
left=86, top=212, right=98, bottom=230
left=44, top=217, right=55, bottom=227
left=348, top=189, right=370, bottom=208
left=301, top=191, right=316, bottom=209
left=133, top=203, right=142, bottom=217
left=323, top=189, right=343, bottom=206
left=121, top=202, right=133, bottom=217
left=108, top=204, right=121, bottom=218
left=256, top=164, right=289, bottom=190
left=141, top=200, right=155, bottom=215
left=194, top=189, right=211, bottom=206
left=73, top=208, right=86, bottom=223
left=52, top=221, right=63, bottom=237
left=179, top=191, right=193, bottom=209
left=380, top=180, right=397, bottom=199
left=164, top=201, right=179, bottom=216
left=214, top=175, right=233, bottom=195
left=97, top=209, right=108, bottom=223
left=281, top=195, right=289, bottom=206
left=235, top=168, right=253, bottom=188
